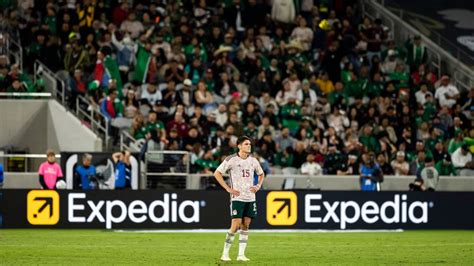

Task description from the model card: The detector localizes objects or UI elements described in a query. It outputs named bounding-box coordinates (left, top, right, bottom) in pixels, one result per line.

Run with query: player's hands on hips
left=250, top=184, right=261, bottom=193
left=226, top=187, right=240, bottom=197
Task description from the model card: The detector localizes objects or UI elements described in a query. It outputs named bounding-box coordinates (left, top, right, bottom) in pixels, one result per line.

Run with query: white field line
left=114, top=229, right=404, bottom=233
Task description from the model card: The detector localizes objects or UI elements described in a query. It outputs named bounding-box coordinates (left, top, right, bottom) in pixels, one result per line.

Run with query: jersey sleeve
left=56, top=164, right=64, bottom=178
left=216, top=159, right=229, bottom=174
left=254, top=158, right=264, bottom=176
left=38, top=163, right=44, bottom=175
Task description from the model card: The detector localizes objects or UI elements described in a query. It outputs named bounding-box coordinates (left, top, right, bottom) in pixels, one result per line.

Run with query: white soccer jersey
left=216, top=154, right=264, bottom=202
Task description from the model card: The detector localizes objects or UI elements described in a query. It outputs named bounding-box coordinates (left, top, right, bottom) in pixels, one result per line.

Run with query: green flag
left=104, top=56, right=123, bottom=98
left=133, top=44, right=151, bottom=84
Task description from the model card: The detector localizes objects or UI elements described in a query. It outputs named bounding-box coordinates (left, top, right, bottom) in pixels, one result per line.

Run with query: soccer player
left=214, top=136, right=265, bottom=262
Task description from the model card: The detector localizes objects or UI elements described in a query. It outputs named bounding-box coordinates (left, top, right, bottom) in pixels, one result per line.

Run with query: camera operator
left=74, top=153, right=97, bottom=189
left=409, top=157, right=439, bottom=191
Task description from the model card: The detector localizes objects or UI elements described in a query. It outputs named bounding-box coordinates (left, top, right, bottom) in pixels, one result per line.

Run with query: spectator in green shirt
left=448, top=130, right=465, bottom=154
left=146, top=111, right=167, bottom=140
left=389, top=63, right=409, bottom=90
left=195, top=150, right=220, bottom=174
left=359, top=125, right=380, bottom=153
left=280, top=97, right=302, bottom=136
left=274, top=147, right=295, bottom=168
left=435, top=154, right=457, bottom=176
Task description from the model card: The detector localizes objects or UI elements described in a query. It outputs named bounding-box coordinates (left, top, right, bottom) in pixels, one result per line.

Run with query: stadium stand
left=0, top=0, right=473, bottom=188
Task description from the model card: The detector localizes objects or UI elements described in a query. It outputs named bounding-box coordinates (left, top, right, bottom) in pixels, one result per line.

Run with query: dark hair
left=237, top=136, right=252, bottom=145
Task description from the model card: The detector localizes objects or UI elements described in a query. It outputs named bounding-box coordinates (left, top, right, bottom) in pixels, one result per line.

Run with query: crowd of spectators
left=1, top=0, right=473, bottom=178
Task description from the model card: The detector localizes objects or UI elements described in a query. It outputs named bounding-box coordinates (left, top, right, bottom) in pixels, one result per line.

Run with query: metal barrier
left=75, top=95, right=110, bottom=149
left=361, top=0, right=442, bottom=78
left=0, top=30, right=22, bottom=70
left=362, top=0, right=474, bottom=92
left=120, top=130, right=138, bottom=151
left=33, top=60, right=66, bottom=106
left=7, top=37, right=22, bottom=70
left=6, top=60, right=111, bottom=150
left=376, top=0, right=474, bottom=68
left=0, top=92, right=52, bottom=97
left=191, top=173, right=474, bottom=191
left=145, top=151, right=190, bottom=189
left=0, top=153, right=61, bottom=173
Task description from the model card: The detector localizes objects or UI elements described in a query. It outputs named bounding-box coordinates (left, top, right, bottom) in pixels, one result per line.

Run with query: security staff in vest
left=360, top=152, right=384, bottom=191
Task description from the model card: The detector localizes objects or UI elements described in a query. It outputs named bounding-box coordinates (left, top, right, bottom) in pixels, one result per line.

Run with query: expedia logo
left=305, top=194, right=430, bottom=229
left=68, top=193, right=203, bottom=229
left=27, top=190, right=60, bottom=225
left=266, top=191, right=297, bottom=225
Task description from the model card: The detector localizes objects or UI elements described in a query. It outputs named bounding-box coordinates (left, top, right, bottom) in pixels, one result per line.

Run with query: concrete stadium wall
left=46, top=100, right=102, bottom=152
left=2, top=173, right=41, bottom=189
left=0, top=99, right=102, bottom=173
left=0, top=100, right=48, bottom=154
left=4, top=172, right=471, bottom=191
left=0, top=99, right=102, bottom=154
left=260, top=175, right=474, bottom=192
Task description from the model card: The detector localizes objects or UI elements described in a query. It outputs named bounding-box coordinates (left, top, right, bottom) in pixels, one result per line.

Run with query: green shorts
left=230, top=201, right=257, bottom=219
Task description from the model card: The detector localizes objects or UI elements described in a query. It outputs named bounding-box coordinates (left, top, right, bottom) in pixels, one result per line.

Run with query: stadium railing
left=32, top=60, right=111, bottom=149
left=194, top=173, right=474, bottom=191
left=75, top=94, right=110, bottom=149
left=362, top=0, right=441, bottom=76
left=144, top=150, right=190, bottom=189
left=119, top=130, right=139, bottom=152
left=34, top=60, right=66, bottom=106
left=0, top=92, right=52, bottom=97
left=0, top=153, right=60, bottom=190
left=1, top=150, right=473, bottom=191
left=374, top=0, right=474, bottom=68
left=0, top=30, right=22, bottom=70
left=362, top=0, right=474, bottom=92
left=0, top=153, right=61, bottom=173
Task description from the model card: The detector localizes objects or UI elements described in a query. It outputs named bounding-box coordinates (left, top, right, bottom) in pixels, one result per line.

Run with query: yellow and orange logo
left=27, top=190, right=59, bottom=225
left=266, top=191, right=297, bottom=226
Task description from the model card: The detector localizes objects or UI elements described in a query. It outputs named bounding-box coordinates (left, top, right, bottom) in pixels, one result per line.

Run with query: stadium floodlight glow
left=68, top=193, right=201, bottom=229
left=305, top=194, right=429, bottom=229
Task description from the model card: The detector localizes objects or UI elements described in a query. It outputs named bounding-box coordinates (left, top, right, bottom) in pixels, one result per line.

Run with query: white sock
left=238, top=230, right=249, bottom=256
left=223, top=231, right=235, bottom=256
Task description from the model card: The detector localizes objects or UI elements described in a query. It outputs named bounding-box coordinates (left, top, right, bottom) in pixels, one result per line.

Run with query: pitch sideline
left=114, top=229, right=404, bottom=233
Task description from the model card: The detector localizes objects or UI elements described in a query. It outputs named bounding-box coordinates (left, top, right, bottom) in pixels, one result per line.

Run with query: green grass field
left=0, top=230, right=473, bottom=265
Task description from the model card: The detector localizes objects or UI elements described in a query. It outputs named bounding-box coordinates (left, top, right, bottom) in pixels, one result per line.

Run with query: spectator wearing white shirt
left=276, top=79, right=298, bottom=106
left=415, top=83, right=433, bottom=106
left=419, top=157, right=439, bottom=191
left=287, top=72, right=301, bottom=96
left=451, top=144, right=474, bottom=176
left=290, top=17, right=313, bottom=51
left=257, top=116, right=276, bottom=139
left=120, top=12, right=144, bottom=39
left=140, top=83, right=162, bottom=107
left=297, top=79, right=317, bottom=107
left=214, top=103, right=228, bottom=128
left=300, top=154, right=322, bottom=176
left=381, top=49, right=403, bottom=75
left=326, top=105, right=350, bottom=135
left=435, top=75, right=460, bottom=108
left=391, top=151, right=409, bottom=176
